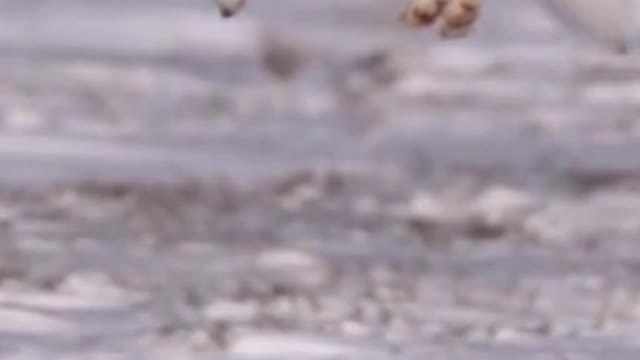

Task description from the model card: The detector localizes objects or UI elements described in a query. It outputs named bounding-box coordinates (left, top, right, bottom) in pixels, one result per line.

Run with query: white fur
left=541, top=0, right=637, bottom=52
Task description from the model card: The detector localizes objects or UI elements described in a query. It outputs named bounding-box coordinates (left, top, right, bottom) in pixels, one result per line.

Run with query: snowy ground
left=2, top=0, right=640, bottom=359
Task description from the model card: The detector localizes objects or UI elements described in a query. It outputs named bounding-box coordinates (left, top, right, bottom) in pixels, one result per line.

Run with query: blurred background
left=2, top=0, right=640, bottom=359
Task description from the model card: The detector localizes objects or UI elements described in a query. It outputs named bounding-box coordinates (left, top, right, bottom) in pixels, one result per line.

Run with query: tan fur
left=399, top=0, right=448, bottom=27
left=400, top=0, right=481, bottom=39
